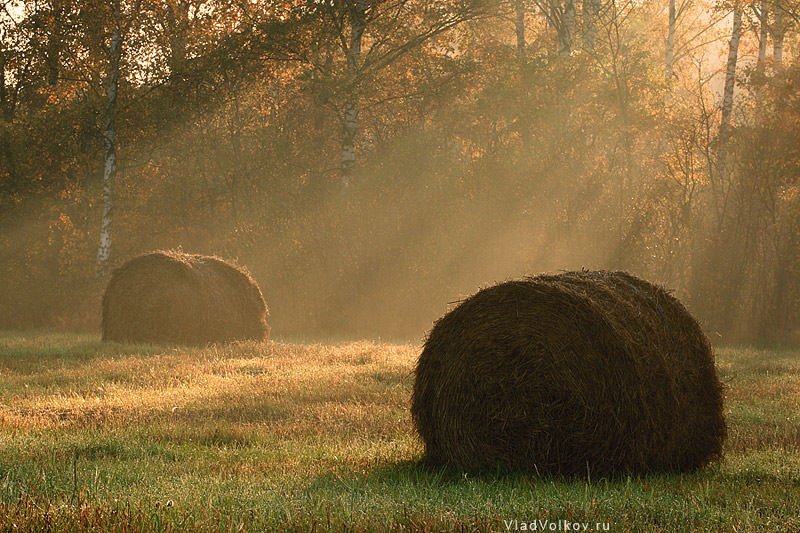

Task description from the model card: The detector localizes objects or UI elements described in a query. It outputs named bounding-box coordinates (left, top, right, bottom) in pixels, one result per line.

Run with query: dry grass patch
left=0, top=332, right=798, bottom=532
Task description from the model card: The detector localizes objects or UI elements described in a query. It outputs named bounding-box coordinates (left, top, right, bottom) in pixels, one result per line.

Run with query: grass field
left=0, top=331, right=798, bottom=532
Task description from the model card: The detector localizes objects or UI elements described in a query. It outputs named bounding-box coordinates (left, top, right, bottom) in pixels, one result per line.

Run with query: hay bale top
left=102, top=249, right=269, bottom=346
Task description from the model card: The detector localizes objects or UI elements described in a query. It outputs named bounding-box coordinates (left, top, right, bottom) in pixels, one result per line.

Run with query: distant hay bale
left=102, top=250, right=269, bottom=345
left=411, top=270, right=726, bottom=476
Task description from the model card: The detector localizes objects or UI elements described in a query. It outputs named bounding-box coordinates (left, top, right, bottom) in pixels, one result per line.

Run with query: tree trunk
left=711, top=4, right=741, bottom=224
left=757, top=0, right=768, bottom=67
left=341, top=0, right=368, bottom=188
left=666, top=0, right=676, bottom=79
left=773, top=7, right=785, bottom=64
left=227, top=96, right=242, bottom=222
left=761, top=241, right=795, bottom=339
left=515, top=0, right=526, bottom=58
left=95, top=0, right=122, bottom=277
left=558, top=0, right=575, bottom=56
left=773, top=37, right=784, bottom=63
left=45, top=0, right=67, bottom=86
left=166, top=0, right=189, bottom=87
left=0, top=55, right=17, bottom=185
left=582, top=0, right=599, bottom=52
left=719, top=6, right=741, bottom=143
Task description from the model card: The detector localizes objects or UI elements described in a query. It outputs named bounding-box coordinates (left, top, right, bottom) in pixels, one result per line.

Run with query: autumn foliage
left=0, top=0, right=798, bottom=342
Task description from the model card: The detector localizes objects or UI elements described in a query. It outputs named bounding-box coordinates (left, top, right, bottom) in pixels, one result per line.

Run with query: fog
left=0, top=0, right=798, bottom=343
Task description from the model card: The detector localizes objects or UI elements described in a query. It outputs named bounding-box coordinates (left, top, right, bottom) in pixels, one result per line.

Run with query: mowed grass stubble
left=0, top=331, right=798, bottom=531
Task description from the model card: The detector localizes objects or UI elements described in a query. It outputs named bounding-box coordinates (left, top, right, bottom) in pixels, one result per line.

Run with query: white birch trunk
left=713, top=3, right=742, bottom=220
left=666, top=0, right=676, bottom=80
left=558, top=0, right=575, bottom=56
left=341, top=0, right=368, bottom=188
left=719, top=6, right=742, bottom=140
left=515, top=0, right=526, bottom=58
left=773, top=8, right=784, bottom=65
left=757, top=0, right=768, bottom=67
left=95, top=0, right=122, bottom=277
left=167, top=0, right=189, bottom=85
left=774, top=36, right=784, bottom=64
left=582, top=0, right=599, bottom=52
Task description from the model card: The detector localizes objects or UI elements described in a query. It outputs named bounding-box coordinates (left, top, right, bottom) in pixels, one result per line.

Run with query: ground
left=0, top=331, right=798, bottom=532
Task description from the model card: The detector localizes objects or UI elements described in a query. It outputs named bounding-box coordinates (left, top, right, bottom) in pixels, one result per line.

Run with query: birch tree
left=719, top=5, right=741, bottom=145
left=772, top=4, right=786, bottom=63
left=514, top=0, right=526, bottom=58
left=95, top=0, right=122, bottom=277
left=165, top=0, right=189, bottom=87
left=93, top=0, right=142, bottom=276
left=309, top=0, right=493, bottom=187
left=666, top=0, right=676, bottom=78
left=711, top=2, right=742, bottom=221
left=340, top=0, right=367, bottom=187
left=582, top=0, right=600, bottom=51
left=559, top=0, right=576, bottom=54
left=531, top=0, right=576, bottom=55
left=756, top=0, right=768, bottom=66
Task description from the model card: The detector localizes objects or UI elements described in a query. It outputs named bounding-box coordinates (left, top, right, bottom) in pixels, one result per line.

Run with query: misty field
left=0, top=332, right=798, bottom=532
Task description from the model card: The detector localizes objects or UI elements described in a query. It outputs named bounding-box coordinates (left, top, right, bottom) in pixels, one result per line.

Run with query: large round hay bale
left=411, top=270, right=725, bottom=476
left=102, top=250, right=269, bottom=345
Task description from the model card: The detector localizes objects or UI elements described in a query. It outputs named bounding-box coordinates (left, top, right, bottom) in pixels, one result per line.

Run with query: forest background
left=0, top=0, right=798, bottom=343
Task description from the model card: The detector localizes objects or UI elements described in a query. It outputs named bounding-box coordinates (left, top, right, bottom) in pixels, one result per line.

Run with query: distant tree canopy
left=0, top=0, right=798, bottom=342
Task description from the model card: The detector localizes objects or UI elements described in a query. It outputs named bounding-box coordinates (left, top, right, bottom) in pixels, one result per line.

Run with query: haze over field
left=0, top=0, right=798, bottom=342
left=1, top=4, right=800, bottom=530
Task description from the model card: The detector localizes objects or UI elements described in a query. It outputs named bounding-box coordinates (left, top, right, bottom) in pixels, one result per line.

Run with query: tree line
left=0, top=0, right=798, bottom=342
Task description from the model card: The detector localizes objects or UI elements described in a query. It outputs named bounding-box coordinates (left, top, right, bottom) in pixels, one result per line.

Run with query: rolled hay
left=411, top=270, right=726, bottom=476
left=102, top=250, right=269, bottom=345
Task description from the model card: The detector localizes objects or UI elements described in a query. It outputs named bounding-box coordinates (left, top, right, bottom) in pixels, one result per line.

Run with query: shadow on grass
left=0, top=334, right=276, bottom=376
left=299, top=453, right=800, bottom=518
left=0, top=335, right=170, bottom=374
left=304, top=448, right=800, bottom=495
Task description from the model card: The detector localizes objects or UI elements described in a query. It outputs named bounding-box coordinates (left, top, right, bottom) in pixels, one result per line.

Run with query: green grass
left=0, top=331, right=798, bottom=532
